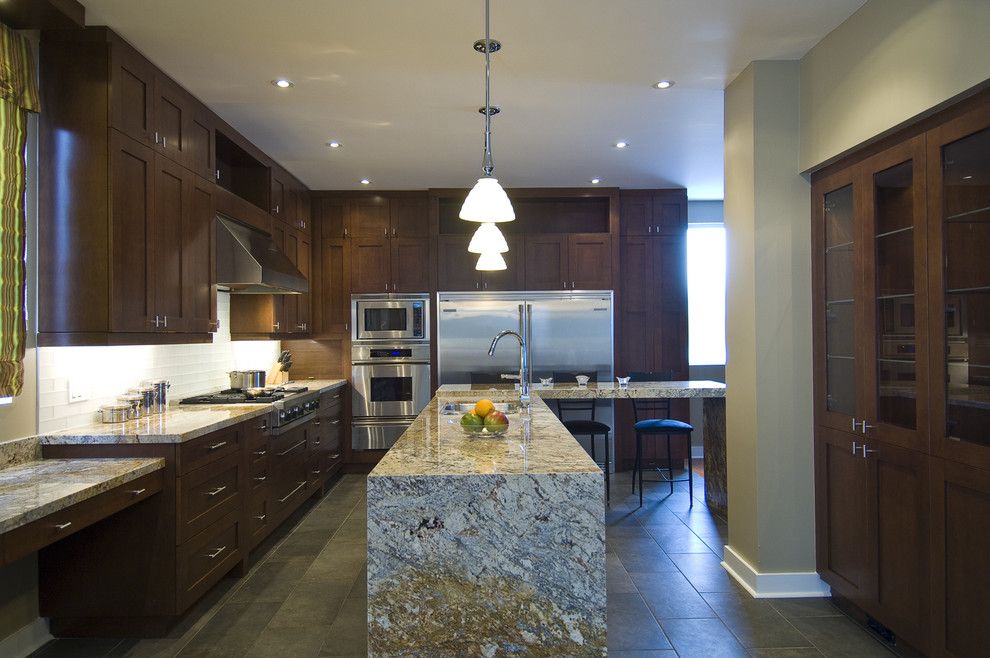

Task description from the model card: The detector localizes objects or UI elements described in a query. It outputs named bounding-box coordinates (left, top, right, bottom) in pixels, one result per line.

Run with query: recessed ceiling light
left=272, top=79, right=294, bottom=88
left=327, top=140, right=341, bottom=148
left=360, top=179, right=370, bottom=185
left=590, top=178, right=601, bottom=184
left=654, top=80, right=674, bottom=89
left=615, top=141, right=628, bottom=149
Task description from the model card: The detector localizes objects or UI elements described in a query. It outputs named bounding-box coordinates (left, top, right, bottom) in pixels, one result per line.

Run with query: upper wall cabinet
left=619, top=190, right=687, bottom=236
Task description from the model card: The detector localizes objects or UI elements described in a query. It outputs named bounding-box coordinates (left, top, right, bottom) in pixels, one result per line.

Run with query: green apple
left=460, top=412, right=484, bottom=431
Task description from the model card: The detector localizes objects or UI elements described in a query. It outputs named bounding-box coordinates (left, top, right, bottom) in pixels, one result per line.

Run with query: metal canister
left=117, top=394, right=145, bottom=420
left=149, top=379, right=171, bottom=414
left=130, top=387, right=155, bottom=415
left=98, top=403, right=132, bottom=424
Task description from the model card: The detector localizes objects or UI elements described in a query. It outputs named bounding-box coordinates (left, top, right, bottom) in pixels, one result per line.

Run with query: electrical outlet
left=68, top=380, right=88, bottom=403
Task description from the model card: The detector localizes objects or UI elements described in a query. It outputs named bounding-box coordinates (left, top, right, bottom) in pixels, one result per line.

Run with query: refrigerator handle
left=525, top=303, right=533, bottom=382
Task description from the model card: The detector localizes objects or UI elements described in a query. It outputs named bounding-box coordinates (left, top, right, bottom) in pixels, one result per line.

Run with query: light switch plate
left=68, top=380, right=88, bottom=403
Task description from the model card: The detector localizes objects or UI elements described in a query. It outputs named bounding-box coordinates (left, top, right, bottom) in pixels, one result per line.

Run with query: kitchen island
left=367, top=393, right=606, bottom=657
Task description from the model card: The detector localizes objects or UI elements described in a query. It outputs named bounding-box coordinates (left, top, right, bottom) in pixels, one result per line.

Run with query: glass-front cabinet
left=929, top=109, right=990, bottom=469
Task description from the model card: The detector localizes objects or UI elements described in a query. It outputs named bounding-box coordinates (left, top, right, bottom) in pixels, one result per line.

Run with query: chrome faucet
left=488, top=304, right=531, bottom=403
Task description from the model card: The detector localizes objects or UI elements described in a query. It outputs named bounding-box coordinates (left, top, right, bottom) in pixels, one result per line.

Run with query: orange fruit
left=474, top=399, right=495, bottom=417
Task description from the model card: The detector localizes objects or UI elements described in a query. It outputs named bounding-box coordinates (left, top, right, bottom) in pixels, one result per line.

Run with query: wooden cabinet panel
left=109, top=38, right=155, bottom=145
left=437, top=235, right=481, bottom=291
left=297, top=230, right=312, bottom=332
left=350, top=239, right=391, bottom=293
left=271, top=172, right=286, bottom=220
left=270, top=222, right=290, bottom=334
left=620, top=192, right=652, bottom=236
left=296, top=188, right=312, bottom=235
left=391, top=237, right=430, bottom=292
left=653, top=235, right=686, bottom=305
left=185, top=177, right=217, bottom=333
left=347, top=197, right=389, bottom=239
left=153, top=155, right=187, bottom=332
left=815, top=428, right=873, bottom=606
left=176, top=454, right=241, bottom=544
left=483, top=234, right=525, bottom=291
left=316, top=198, right=347, bottom=238
left=525, top=235, right=568, bottom=290
left=620, top=237, right=651, bottom=313
left=931, top=458, right=990, bottom=658
left=186, top=103, right=214, bottom=181
left=176, top=510, right=240, bottom=611
left=282, top=227, right=300, bottom=333
left=568, top=233, right=612, bottom=290
left=109, top=131, right=156, bottom=333
left=390, top=196, right=429, bottom=238
left=153, top=75, right=188, bottom=162
left=318, top=238, right=350, bottom=335
left=653, top=191, right=688, bottom=234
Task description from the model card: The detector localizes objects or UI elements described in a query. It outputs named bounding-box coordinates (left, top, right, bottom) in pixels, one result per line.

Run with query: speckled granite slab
left=0, top=436, right=41, bottom=468
left=0, top=457, right=164, bottom=534
left=39, top=379, right=346, bottom=445
left=438, top=380, right=726, bottom=399
left=368, top=395, right=606, bottom=656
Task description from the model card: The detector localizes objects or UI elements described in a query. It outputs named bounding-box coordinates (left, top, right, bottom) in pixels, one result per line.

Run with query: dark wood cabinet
left=347, top=196, right=390, bottom=239
left=109, top=33, right=156, bottom=146
left=350, top=237, right=391, bottom=293
left=185, top=101, right=215, bottom=181
left=315, top=237, right=350, bottom=335
left=296, top=231, right=312, bottom=332
left=153, top=155, right=188, bottom=332
left=481, top=234, right=525, bottom=291
left=569, top=233, right=612, bottom=290
left=620, top=190, right=687, bottom=236
left=438, top=235, right=483, bottom=291
left=525, top=235, right=569, bottom=290
left=186, top=177, right=218, bottom=333
left=153, top=75, right=190, bottom=163
left=391, top=237, right=431, bottom=292
left=271, top=171, right=287, bottom=220
left=390, top=196, right=430, bottom=238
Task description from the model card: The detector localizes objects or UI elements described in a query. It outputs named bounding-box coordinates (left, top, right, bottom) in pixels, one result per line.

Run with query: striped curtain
left=0, top=24, right=39, bottom=397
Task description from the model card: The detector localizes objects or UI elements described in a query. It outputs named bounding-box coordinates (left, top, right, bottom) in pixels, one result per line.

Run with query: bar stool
left=629, top=371, right=693, bottom=507
left=553, top=371, right=611, bottom=502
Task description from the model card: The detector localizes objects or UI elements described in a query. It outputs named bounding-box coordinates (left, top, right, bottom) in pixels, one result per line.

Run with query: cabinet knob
left=273, top=322, right=280, bottom=331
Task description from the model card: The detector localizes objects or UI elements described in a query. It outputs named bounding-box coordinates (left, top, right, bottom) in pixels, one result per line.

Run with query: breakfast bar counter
left=367, top=393, right=606, bottom=656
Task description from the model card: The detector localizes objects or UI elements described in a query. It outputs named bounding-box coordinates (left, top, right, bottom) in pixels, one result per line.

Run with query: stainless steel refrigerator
left=437, top=291, right=615, bottom=459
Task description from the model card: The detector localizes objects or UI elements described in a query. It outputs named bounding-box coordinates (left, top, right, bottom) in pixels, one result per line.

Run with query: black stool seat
left=563, top=419, right=613, bottom=434
left=634, top=418, right=693, bottom=433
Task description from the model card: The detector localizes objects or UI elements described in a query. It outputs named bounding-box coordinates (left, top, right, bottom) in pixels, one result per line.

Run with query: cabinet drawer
left=3, top=470, right=163, bottom=567
left=178, top=425, right=241, bottom=475
left=270, top=455, right=309, bottom=520
left=246, top=494, right=271, bottom=548
left=270, top=427, right=307, bottom=461
left=177, top=454, right=241, bottom=544
left=244, top=416, right=271, bottom=452
left=248, top=457, right=269, bottom=495
left=177, top=510, right=240, bottom=611
left=321, top=388, right=344, bottom=414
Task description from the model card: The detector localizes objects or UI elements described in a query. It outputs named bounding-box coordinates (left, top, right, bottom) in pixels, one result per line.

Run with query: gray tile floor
left=32, top=470, right=895, bottom=657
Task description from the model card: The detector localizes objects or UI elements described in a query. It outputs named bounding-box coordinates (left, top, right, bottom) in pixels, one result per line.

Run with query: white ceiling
left=81, top=0, right=865, bottom=198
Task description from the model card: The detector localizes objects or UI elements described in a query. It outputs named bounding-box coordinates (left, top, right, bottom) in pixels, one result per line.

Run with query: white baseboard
left=721, top=545, right=831, bottom=598
left=0, top=617, right=51, bottom=658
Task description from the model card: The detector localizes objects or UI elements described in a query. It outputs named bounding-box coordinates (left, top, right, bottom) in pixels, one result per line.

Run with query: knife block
left=267, top=362, right=290, bottom=386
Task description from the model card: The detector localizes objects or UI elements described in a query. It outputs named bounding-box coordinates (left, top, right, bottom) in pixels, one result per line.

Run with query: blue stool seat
left=634, top=418, right=694, bottom=433
left=563, top=419, right=612, bottom=435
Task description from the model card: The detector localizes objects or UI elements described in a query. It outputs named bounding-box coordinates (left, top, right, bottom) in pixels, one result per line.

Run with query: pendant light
left=460, top=0, right=515, bottom=226
left=476, top=251, right=508, bottom=271
left=468, top=222, right=509, bottom=254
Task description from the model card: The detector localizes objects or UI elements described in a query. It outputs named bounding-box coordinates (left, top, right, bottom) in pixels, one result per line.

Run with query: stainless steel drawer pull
left=313, top=438, right=321, bottom=445
left=255, top=514, right=266, bottom=522
left=207, top=546, right=226, bottom=559
left=131, top=488, right=147, bottom=495
left=205, top=486, right=227, bottom=497
left=852, top=441, right=861, bottom=455
left=254, top=450, right=267, bottom=456
left=278, top=481, right=307, bottom=503
left=257, top=422, right=268, bottom=431
left=313, top=420, right=321, bottom=426
left=54, top=522, right=73, bottom=530
left=330, top=453, right=341, bottom=460
left=208, top=441, right=227, bottom=451
left=312, top=469, right=321, bottom=475
left=254, top=476, right=267, bottom=482
left=277, top=440, right=306, bottom=457
left=330, top=420, right=340, bottom=425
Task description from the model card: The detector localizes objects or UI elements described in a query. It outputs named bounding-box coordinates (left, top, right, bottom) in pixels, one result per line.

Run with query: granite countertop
left=0, top=455, right=165, bottom=534
left=437, top=380, right=727, bottom=399
left=370, top=393, right=601, bottom=478
left=40, top=379, right=347, bottom=445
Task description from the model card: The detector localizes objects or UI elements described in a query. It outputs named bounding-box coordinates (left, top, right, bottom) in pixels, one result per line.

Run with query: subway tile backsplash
left=37, top=294, right=280, bottom=433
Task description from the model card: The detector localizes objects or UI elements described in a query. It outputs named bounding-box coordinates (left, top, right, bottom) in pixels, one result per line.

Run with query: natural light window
left=687, top=224, right=726, bottom=365
left=0, top=397, right=12, bottom=406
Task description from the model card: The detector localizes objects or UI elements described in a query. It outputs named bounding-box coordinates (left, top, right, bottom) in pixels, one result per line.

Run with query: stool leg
left=604, top=432, right=610, bottom=504
left=638, top=435, right=644, bottom=507
left=632, top=433, right=639, bottom=494
left=687, top=434, right=694, bottom=507
left=590, top=434, right=596, bottom=462
left=666, top=434, right=674, bottom=495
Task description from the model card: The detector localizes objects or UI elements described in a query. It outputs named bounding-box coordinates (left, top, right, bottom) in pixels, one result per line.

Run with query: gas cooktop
left=180, top=386, right=309, bottom=405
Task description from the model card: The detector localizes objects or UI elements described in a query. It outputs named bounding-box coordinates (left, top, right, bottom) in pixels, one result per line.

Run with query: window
left=687, top=224, right=726, bottom=365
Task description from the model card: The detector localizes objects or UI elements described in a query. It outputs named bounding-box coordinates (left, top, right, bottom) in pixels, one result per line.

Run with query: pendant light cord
left=482, top=0, right=495, bottom=177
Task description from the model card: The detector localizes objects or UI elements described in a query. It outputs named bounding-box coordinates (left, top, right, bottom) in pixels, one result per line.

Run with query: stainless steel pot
left=229, top=370, right=266, bottom=390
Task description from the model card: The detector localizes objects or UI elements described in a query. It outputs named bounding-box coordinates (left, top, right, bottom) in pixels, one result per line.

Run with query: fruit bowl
left=455, top=422, right=509, bottom=438
left=452, top=399, right=511, bottom=437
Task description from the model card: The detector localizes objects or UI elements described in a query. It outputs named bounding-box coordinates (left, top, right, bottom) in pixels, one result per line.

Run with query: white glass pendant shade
left=459, top=177, right=515, bottom=223
left=476, top=251, right=507, bottom=271
left=468, top=222, right=509, bottom=254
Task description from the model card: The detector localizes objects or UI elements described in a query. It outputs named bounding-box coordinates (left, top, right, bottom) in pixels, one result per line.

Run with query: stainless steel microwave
left=352, top=294, right=429, bottom=341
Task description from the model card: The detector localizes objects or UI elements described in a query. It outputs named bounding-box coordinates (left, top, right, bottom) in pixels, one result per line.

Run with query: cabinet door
left=391, top=238, right=431, bottom=292
left=153, top=155, right=187, bottom=332
left=525, top=235, right=568, bottom=290
left=814, top=427, right=873, bottom=607
left=269, top=222, right=289, bottom=334
left=297, top=189, right=312, bottom=235
left=568, top=234, right=612, bottom=290
left=346, top=197, right=390, bottom=239
left=620, top=237, right=652, bottom=313
left=437, top=235, right=481, bottom=291
left=482, top=234, right=524, bottom=291
left=864, top=440, right=930, bottom=653
left=860, top=138, right=930, bottom=453
left=185, top=101, right=215, bottom=181
left=185, top=176, right=216, bottom=333
left=652, top=235, right=687, bottom=306
left=926, top=105, right=990, bottom=470
left=109, top=39, right=155, bottom=145
left=318, top=238, right=350, bottom=335
left=930, top=458, right=990, bottom=658
left=813, top=169, right=864, bottom=433
left=350, top=239, right=390, bottom=293
left=652, top=190, right=687, bottom=235
left=282, top=226, right=300, bottom=333
left=619, top=191, right=652, bottom=236
left=390, top=196, right=429, bottom=238
left=270, top=172, right=287, bottom=220
left=109, top=132, right=156, bottom=333
left=296, top=231, right=312, bottom=332
left=316, top=198, right=347, bottom=238
left=153, top=75, right=188, bottom=162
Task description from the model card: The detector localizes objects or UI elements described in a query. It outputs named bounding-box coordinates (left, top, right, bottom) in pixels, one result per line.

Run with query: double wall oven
left=351, top=294, right=431, bottom=451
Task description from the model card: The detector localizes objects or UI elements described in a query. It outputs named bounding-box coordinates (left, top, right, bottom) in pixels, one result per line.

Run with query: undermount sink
left=440, top=402, right=520, bottom=416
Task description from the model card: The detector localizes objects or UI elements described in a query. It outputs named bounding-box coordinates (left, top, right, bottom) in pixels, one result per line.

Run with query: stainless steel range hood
left=215, top=215, right=308, bottom=294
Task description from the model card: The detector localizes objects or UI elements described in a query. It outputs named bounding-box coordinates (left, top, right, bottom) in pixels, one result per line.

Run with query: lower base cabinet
left=39, top=386, right=346, bottom=637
